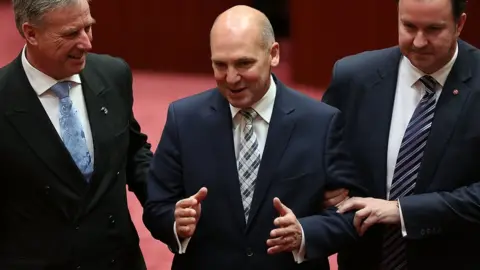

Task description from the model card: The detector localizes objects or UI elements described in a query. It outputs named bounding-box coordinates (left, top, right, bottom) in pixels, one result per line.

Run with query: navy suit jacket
left=143, top=76, right=366, bottom=270
left=323, top=40, right=480, bottom=270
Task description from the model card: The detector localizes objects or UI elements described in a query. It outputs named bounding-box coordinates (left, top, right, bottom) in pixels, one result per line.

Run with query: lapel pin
left=453, top=89, right=459, bottom=95
left=100, top=107, right=108, bottom=114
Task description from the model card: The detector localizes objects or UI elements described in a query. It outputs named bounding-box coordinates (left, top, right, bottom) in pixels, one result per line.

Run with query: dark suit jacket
left=143, top=76, right=366, bottom=270
left=0, top=52, right=152, bottom=270
left=323, top=40, right=480, bottom=270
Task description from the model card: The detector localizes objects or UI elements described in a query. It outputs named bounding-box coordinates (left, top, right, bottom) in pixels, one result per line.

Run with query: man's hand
left=174, top=187, right=208, bottom=239
left=337, top=197, right=400, bottom=236
left=267, top=197, right=302, bottom=254
left=324, top=188, right=349, bottom=208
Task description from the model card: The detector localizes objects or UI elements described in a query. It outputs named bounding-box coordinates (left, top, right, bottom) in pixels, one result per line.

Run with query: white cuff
left=173, top=221, right=191, bottom=254
left=398, top=200, right=407, bottom=237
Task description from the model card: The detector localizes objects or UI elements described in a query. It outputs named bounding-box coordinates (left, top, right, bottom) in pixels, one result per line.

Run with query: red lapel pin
left=453, top=89, right=459, bottom=95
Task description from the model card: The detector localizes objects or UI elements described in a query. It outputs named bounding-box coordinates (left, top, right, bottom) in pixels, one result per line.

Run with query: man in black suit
left=0, top=0, right=152, bottom=269
left=322, top=0, right=480, bottom=269
left=143, top=5, right=365, bottom=270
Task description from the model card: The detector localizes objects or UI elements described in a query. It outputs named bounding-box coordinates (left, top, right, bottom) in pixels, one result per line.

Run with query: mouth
left=230, top=87, right=246, bottom=94
left=68, top=54, right=85, bottom=60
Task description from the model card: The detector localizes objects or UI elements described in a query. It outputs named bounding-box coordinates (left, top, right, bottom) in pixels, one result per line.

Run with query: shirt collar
left=21, top=45, right=82, bottom=96
left=230, top=75, right=276, bottom=124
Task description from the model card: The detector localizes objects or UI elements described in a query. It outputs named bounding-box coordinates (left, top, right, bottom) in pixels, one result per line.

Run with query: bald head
left=210, top=5, right=275, bottom=50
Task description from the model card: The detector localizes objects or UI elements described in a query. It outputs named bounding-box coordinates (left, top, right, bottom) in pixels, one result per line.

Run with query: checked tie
left=237, top=108, right=261, bottom=222
left=51, top=81, right=93, bottom=183
left=381, top=75, right=438, bottom=270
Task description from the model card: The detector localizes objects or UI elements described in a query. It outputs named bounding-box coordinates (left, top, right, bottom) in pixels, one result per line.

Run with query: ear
left=455, top=13, right=467, bottom=37
left=22, top=22, right=40, bottom=46
left=269, top=42, right=280, bottom=67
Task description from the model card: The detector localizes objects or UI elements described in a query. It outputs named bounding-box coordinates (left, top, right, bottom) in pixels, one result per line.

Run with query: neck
left=25, top=44, right=62, bottom=80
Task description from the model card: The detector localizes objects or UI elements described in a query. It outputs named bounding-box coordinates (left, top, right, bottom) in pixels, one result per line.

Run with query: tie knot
left=419, top=75, right=437, bottom=94
left=51, top=81, right=72, bottom=99
left=240, top=108, right=258, bottom=124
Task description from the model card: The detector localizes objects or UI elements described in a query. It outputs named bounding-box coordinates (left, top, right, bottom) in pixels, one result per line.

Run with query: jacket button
left=44, top=186, right=50, bottom=194
left=109, top=215, right=115, bottom=226
left=246, top=247, right=253, bottom=257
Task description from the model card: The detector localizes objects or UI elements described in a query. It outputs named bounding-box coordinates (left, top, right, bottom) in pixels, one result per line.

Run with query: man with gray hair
left=0, top=0, right=152, bottom=269
left=142, top=5, right=366, bottom=270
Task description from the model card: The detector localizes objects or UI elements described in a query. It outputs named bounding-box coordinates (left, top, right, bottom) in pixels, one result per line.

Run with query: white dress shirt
left=174, top=76, right=307, bottom=263
left=21, top=46, right=94, bottom=160
left=388, top=44, right=458, bottom=236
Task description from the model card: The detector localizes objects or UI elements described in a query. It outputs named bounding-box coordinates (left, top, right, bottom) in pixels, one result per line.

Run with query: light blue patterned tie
left=51, top=81, right=93, bottom=183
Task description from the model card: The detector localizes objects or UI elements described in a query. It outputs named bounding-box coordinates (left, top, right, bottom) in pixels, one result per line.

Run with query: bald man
left=143, top=6, right=365, bottom=270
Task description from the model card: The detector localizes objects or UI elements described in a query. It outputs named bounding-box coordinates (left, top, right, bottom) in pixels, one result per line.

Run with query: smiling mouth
left=68, top=54, right=84, bottom=60
left=230, top=88, right=246, bottom=93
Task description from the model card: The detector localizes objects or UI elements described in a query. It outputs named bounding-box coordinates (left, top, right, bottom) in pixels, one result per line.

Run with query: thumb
left=192, top=187, right=208, bottom=203
left=273, top=197, right=290, bottom=216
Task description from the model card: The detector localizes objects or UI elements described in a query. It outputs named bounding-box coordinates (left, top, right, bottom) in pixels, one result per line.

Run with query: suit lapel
left=246, top=79, right=295, bottom=230
left=79, top=63, right=123, bottom=215
left=362, top=49, right=402, bottom=198
left=415, top=43, right=473, bottom=192
left=4, top=55, right=88, bottom=194
left=208, top=91, right=247, bottom=232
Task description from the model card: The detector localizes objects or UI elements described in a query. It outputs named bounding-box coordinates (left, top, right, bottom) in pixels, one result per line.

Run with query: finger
left=359, top=214, right=378, bottom=236
left=266, top=236, right=283, bottom=247
left=175, top=208, right=196, bottom=218
left=192, top=187, right=208, bottom=203
left=176, top=197, right=197, bottom=208
left=273, top=197, right=291, bottom=216
left=325, top=193, right=349, bottom=208
left=325, top=188, right=348, bottom=200
left=177, top=225, right=194, bottom=237
left=270, top=226, right=297, bottom=238
left=176, top=217, right=197, bottom=226
left=267, top=244, right=289, bottom=254
left=336, top=197, right=366, bottom=213
left=273, top=215, right=296, bottom=228
left=353, top=208, right=371, bottom=233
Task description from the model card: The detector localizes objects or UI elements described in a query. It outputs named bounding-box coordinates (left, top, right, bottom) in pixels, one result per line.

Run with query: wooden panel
left=462, top=0, right=480, bottom=48
left=289, top=1, right=398, bottom=89
left=90, top=0, right=250, bottom=74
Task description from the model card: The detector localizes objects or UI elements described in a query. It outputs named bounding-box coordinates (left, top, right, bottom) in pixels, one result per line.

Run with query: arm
left=120, top=59, right=153, bottom=206
left=302, top=111, right=367, bottom=259
left=142, top=103, right=185, bottom=252
left=399, top=182, right=480, bottom=239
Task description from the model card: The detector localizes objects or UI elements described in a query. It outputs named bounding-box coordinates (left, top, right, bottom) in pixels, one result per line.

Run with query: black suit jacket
left=0, top=52, right=152, bottom=270
left=323, top=40, right=480, bottom=269
left=143, top=76, right=366, bottom=270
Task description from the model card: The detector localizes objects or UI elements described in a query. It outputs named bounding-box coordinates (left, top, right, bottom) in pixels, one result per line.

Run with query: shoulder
left=282, top=85, right=340, bottom=118
left=333, top=46, right=400, bottom=78
left=85, top=53, right=130, bottom=76
left=169, top=88, right=219, bottom=114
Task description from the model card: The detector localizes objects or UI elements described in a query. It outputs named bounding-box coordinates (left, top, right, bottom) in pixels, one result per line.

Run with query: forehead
left=210, top=28, right=264, bottom=61
left=41, top=0, right=93, bottom=30
left=399, top=0, right=453, bottom=22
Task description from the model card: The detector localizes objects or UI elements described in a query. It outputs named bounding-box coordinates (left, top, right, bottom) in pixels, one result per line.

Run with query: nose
left=226, top=67, right=240, bottom=84
left=77, top=29, right=93, bottom=51
left=413, top=31, right=428, bottom=48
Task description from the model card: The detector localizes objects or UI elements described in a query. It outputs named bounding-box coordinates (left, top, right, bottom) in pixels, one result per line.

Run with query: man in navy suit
left=322, top=0, right=480, bottom=269
left=143, top=5, right=365, bottom=270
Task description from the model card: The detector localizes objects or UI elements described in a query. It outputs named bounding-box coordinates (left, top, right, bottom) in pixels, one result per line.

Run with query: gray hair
left=259, top=17, right=275, bottom=50
left=12, top=0, right=88, bottom=37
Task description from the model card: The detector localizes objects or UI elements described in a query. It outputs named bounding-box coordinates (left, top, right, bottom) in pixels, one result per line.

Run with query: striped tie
left=381, top=75, right=437, bottom=270
left=237, top=108, right=261, bottom=222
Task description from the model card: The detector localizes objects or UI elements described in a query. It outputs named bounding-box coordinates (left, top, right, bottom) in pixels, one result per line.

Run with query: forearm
left=300, top=208, right=358, bottom=260
left=400, top=182, right=480, bottom=239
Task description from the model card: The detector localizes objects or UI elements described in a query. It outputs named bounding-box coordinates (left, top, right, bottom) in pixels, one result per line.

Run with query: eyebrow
left=61, top=18, right=96, bottom=34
